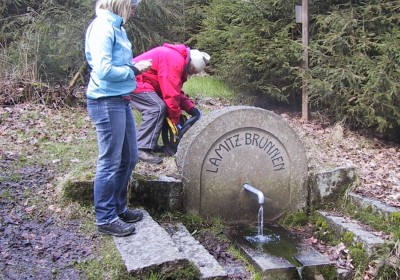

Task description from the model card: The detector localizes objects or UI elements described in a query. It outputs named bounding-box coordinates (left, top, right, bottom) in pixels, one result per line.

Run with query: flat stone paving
left=114, top=209, right=337, bottom=279
left=114, top=210, right=228, bottom=279
left=165, top=223, right=228, bottom=279
left=318, top=211, right=386, bottom=255
left=348, top=192, right=400, bottom=216
left=113, top=211, right=188, bottom=275
left=240, top=244, right=295, bottom=270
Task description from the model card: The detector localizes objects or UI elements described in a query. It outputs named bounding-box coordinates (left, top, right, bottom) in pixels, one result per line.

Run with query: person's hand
left=188, top=107, right=202, bottom=123
left=188, top=107, right=202, bottom=117
left=131, top=59, right=152, bottom=74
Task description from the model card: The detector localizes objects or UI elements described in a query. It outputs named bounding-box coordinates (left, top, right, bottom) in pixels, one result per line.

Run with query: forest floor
left=0, top=101, right=399, bottom=279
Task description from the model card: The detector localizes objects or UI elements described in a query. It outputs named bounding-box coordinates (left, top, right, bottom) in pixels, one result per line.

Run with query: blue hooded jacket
left=85, top=9, right=136, bottom=99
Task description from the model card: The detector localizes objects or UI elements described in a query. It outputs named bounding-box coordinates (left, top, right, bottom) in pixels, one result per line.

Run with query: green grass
left=342, top=203, right=400, bottom=241
left=75, top=235, right=139, bottom=280
left=131, top=75, right=247, bottom=125
left=183, top=75, right=241, bottom=103
left=0, top=189, right=12, bottom=200
left=228, top=246, right=262, bottom=280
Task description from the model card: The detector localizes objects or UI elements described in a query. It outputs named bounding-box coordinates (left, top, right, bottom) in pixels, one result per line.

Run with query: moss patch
left=61, top=178, right=94, bottom=205
left=280, top=211, right=308, bottom=228
left=312, top=215, right=336, bottom=243
left=349, top=246, right=369, bottom=271
left=57, top=159, right=96, bottom=205
left=129, top=260, right=199, bottom=280
left=303, top=265, right=337, bottom=280
left=342, top=204, right=400, bottom=242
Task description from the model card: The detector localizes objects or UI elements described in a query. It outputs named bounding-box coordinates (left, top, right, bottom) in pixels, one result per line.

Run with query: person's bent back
left=130, top=43, right=210, bottom=164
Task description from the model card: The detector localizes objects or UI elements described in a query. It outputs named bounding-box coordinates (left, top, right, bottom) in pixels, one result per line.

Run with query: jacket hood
left=163, top=43, right=190, bottom=67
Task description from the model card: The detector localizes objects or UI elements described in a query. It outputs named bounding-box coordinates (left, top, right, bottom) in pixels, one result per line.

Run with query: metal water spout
left=243, top=183, right=264, bottom=205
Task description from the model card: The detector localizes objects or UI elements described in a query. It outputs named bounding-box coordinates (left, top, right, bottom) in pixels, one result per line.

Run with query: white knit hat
left=190, top=50, right=211, bottom=73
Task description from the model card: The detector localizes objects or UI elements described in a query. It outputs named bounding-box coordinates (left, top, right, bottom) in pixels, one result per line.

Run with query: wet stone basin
left=228, top=223, right=335, bottom=280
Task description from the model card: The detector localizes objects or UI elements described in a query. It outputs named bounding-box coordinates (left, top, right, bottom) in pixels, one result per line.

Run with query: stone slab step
left=113, top=210, right=188, bottom=276
left=317, top=211, right=386, bottom=255
left=348, top=192, right=400, bottom=216
left=164, top=223, right=228, bottom=279
left=113, top=210, right=227, bottom=279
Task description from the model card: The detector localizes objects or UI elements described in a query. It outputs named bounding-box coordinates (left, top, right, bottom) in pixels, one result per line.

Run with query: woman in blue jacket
left=85, top=0, right=151, bottom=237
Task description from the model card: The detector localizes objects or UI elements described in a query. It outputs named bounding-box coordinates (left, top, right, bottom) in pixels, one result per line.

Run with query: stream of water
left=240, top=189, right=304, bottom=279
left=257, top=205, right=263, bottom=236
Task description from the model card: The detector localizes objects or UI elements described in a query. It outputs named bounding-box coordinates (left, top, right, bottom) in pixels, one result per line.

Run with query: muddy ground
left=0, top=160, right=96, bottom=279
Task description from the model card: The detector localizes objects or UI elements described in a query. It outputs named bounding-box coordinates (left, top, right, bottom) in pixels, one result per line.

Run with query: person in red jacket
left=130, top=43, right=210, bottom=164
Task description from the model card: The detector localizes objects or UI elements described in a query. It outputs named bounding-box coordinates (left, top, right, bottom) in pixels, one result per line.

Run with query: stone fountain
left=176, top=106, right=334, bottom=279
left=176, top=106, right=308, bottom=222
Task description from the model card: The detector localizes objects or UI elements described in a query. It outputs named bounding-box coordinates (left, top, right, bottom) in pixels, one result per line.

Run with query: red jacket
left=132, top=43, right=195, bottom=124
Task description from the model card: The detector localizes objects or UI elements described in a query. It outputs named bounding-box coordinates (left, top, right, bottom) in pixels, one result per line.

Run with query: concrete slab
left=236, top=238, right=336, bottom=279
left=348, top=192, right=400, bottom=216
left=238, top=245, right=297, bottom=280
left=113, top=211, right=188, bottom=275
left=294, top=244, right=336, bottom=279
left=310, top=166, right=356, bottom=204
left=318, top=211, right=386, bottom=255
left=165, top=223, right=228, bottom=279
left=294, top=244, right=334, bottom=267
left=130, top=176, right=183, bottom=213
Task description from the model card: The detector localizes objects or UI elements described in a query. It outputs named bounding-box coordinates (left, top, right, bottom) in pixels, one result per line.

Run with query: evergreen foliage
left=0, top=0, right=179, bottom=85
left=180, top=0, right=211, bottom=45
left=195, top=0, right=303, bottom=101
left=0, top=0, right=40, bottom=47
left=197, top=0, right=400, bottom=139
left=1, top=0, right=400, bottom=139
left=308, top=1, right=400, bottom=136
left=126, top=0, right=182, bottom=53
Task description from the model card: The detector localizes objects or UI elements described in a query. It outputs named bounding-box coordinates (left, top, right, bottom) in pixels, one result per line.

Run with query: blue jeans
left=87, top=97, right=138, bottom=225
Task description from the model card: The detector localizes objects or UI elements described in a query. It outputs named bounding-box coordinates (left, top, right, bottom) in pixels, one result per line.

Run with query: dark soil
left=0, top=156, right=97, bottom=280
left=197, top=232, right=251, bottom=279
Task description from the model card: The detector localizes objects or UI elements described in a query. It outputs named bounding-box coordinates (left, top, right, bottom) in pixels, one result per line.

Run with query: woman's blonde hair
left=96, top=0, right=132, bottom=23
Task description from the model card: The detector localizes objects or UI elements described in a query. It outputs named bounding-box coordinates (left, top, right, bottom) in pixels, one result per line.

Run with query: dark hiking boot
left=98, top=219, right=135, bottom=237
left=138, top=149, right=162, bottom=164
left=118, top=209, right=143, bottom=223
left=153, top=145, right=165, bottom=153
